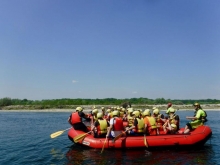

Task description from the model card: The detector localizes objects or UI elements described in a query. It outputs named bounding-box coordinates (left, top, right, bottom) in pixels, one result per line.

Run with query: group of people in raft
left=68, top=102, right=207, bottom=139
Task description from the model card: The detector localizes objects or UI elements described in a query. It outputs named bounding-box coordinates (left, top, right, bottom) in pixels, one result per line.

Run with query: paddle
left=50, top=127, right=71, bottom=139
left=144, top=134, right=148, bottom=147
left=100, top=137, right=107, bottom=154
left=113, top=126, right=134, bottom=142
left=73, top=131, right=91, bottom=143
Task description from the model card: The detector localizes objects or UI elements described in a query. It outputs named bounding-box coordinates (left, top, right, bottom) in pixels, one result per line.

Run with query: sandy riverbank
left=1, top=107, right=220, bottom=113
left=1, top=104, right=220, bottom=112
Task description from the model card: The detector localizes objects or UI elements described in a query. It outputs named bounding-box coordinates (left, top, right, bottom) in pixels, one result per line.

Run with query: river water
left=0, top=110, right=219, bottom=165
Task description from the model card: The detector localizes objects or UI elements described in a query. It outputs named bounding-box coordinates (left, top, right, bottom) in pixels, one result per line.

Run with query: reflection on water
left=65, top=143, right=214, bottom=165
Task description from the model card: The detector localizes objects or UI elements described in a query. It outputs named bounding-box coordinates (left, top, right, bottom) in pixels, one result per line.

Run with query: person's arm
left=186, top=116, right=197, bottom=120
left=106, top=124, right=113, bottom=137
left=68, top=115, right=73, bottom=126
left=106, top=118, right=113, bottom=137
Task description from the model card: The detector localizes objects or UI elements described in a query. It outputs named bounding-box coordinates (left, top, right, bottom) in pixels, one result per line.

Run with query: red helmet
left=167, top=102, right=172, bottom=107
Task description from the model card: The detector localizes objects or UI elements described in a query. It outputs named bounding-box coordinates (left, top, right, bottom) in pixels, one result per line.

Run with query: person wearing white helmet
left=68, top=107, right=91, bottom=132
left=92, top=112, right=109, bottom=138
left=106, top=110, right=124, bottom=138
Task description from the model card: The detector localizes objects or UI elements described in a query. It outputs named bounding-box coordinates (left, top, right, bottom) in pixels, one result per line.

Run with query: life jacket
left=198, top=109, right=208, bottom=122
left=145, top=116, right=157, bottom=129
left=71, top=112, right=81, bottom=124
left=127, top=115, right=134, bottom=127
left=97, top=119, right=108, bottom=135
left=113, top=118, right=124, bottom=131
left=133, top=118, right=144, bottom=133
left=169, top=114, right=180, bottom=130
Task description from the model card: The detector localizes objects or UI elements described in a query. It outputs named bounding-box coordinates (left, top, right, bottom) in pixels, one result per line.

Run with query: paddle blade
left=73, top=131, right=91, bottom=143
left=50, top=130, right=64, bottom=138
left=144, top=134, right=148, bottom=147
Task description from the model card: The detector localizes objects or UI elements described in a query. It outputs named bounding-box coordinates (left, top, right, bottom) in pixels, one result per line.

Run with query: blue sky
left=1, top=0, right=220, bottom=100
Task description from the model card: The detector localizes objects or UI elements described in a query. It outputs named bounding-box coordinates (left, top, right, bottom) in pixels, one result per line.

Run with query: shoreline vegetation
left=1, top=97, right=220, bottom=111
left=1, top=104, right=220, bottom=112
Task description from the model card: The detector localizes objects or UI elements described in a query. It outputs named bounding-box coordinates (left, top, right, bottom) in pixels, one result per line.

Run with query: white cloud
left=72, top=80, right=78, bottom=83
left=132, top=91, right=137, bottom=94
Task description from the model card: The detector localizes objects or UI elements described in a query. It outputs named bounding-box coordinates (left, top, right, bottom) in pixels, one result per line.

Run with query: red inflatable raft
left=68, top=125, right=212, bottom=149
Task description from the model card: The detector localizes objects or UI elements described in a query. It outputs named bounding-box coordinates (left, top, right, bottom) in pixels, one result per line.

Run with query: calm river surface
left=0, top=110, right=219, bottom=165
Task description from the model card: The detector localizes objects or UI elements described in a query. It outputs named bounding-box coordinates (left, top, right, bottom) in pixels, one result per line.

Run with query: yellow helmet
left=112, top=110, right=119, bottom=117
left=106, top=109, right=111, bottom=113
left=76, top=107, right=83, bottom=112
left=194, top=102, right=200, bottom=106
left=127, top=108, right=133, bottom=113
left=143, top=109, right=151, bottom=116
left=92, top=109, right=98, bottom=114
left=171, top=124, right=177, bottom=130
left=132, top=111, right=140, bottom=117
left=97, top=112, right=103, bottom=119
left=121, top=108, right=126, bottom=112
left=152, top=107, right=157, bottom=110
left=153, top=108, right=159, bottom=115
left=101, top=107, right=105, bottom=110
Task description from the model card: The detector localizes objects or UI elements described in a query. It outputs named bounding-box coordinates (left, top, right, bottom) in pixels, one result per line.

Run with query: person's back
left=106, top=111, right=124, bottom=138
left=68, top=107, right=90, bottom=132
left=93, top=112, right=109, bottom=138
left=143, top=109, right=157, bottom=135
left=127, top=110, right=144, bottom=135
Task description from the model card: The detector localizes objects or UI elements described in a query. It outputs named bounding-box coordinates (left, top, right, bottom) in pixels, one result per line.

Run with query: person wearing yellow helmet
left=163, top=121, right=178, bottom=134
left=166, top=107, right=180, bottom=131
left=106, top=110, right=124, bottom=138
left=183, top=103, right=207, bottom=134
left=126, top=110, right=144, bottom=135
left=143, top=109, right=158, bottom=135
left=126, top=108, right=134, bottom=127
left=92, top=112, right=109, bottom=138
left=101, top=106, right=106, bottom=116
left=90, top=109, right=99, bottom=125
left=162, top=107, right=179, bottom=134
left=68, top=106, right=91, bottom=132
left=152, top=108, right=165, bottom=133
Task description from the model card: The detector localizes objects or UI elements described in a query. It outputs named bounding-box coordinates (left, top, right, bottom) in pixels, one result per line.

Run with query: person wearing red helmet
left=166, top=102, right=173, bottom=114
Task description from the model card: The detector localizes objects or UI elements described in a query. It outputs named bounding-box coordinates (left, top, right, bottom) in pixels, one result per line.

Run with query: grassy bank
left=1, top=104, right=220, bottom=111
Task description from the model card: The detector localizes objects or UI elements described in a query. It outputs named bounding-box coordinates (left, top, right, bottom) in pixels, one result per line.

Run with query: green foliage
left=0, top=97, right=12, bottom=106
left=0, top=97, right=220, bottom=108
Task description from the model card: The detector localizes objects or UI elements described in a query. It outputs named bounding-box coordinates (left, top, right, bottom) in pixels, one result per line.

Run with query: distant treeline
left=1, top=97, right=220, bottom=107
